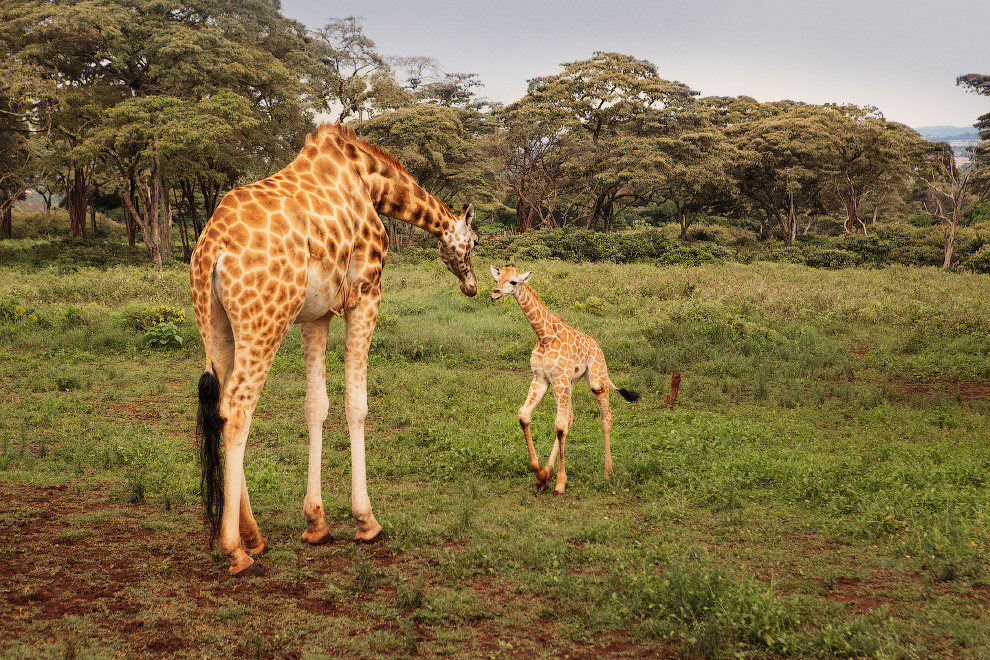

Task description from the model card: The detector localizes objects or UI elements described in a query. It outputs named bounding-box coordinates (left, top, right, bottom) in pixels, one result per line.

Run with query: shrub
left=143, top=322, right=185, bottom=348
left=961, top=244, right=990, bottom=273
left=767, top=247, right=806, bottom=264
left=889, top=245, right=942, bottom=267
left=804, top=248, right=860, bottom=269
left=845, top=235, right=898, bottom=268
left=121, top=304, right=187, bottom=331
left=0, top=298, right=22, bottom=324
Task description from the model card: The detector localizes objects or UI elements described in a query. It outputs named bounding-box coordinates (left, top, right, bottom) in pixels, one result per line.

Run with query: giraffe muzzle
left=459, top=275, right=478, bottom=297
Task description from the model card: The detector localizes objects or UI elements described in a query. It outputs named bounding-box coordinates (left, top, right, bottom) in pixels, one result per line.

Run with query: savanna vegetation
left=1, top=246, right=989, bottom=658
left=2, top=1, right=990, bottom=659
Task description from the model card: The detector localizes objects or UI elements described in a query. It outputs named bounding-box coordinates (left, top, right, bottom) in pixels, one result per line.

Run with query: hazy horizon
left=279, top=0, right=987, bottom=129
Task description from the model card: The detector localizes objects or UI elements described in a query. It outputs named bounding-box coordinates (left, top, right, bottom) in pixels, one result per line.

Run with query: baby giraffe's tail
left=608, top=378, right=641, bottom=402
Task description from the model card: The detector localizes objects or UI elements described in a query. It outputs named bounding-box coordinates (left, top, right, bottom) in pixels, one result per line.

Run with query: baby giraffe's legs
left=518, top=376, right=549, bottom=478
left=544, top=377, right=573, bottom=495
left=592, top=387, right=614, bottom=479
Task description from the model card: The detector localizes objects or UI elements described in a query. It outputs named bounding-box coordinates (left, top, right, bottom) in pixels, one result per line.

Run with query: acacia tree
left=314, top=16, right=391, bottom=122
left=0, top=1, right=119, bottom=238
left=492, top=98, right=586, bottom=231
left=726, top=102, right=831, bottom=243
left=503, top=52, right=699, bottom=231
left=657, top=130, right=736, bottom=239
left=4, top=0, right=319, bottom=263
left=921, top=141, right=990, bottom=269
left=818, top=105, right=927, bottom=237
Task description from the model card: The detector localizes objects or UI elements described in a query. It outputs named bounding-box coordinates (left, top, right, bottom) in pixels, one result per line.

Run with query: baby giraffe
left=491, top=265, right=639, bottom=494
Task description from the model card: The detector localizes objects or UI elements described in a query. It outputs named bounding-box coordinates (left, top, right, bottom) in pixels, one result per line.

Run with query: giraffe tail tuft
left=617, top=387, right=641, bottom=403
left=608, top=376, right=640, bottom=403
left=197, top=369, right=224, bottom=549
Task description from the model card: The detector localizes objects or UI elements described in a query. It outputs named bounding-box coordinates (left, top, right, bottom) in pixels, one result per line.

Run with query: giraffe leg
left=592, top=386, right=614, bottom=480
left=206, top=306, right=268, bottom=552
left=300, top=319, right=333, bottom=545
left=239, top=471, right=266, bottom=554
left=218, top=336, right=286, bottom=576
left=544, top=377, right=573, bottom=495
left=344, top=291, right=385, bottom=543
left=518, top=376, right=549, bottom=479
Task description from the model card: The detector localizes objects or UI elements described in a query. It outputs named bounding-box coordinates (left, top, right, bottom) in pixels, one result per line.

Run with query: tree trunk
left=943, top=220, right=958, bottom=269
left=125, top=169, right=164, bottom=268
left=180, top=179, right=202, bottom=239
left=66, top=164, right=88, bottom=239
left=515, top=194, right=527, bottom=233
left=124, top=194, right=137, bottom=247
left=1, top=192, right=11, bottom=239
left=174, top=189, right=191, bottom=260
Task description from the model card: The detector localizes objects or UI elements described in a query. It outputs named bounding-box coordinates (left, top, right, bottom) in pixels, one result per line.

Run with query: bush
left=889, top=245, right=942, bottom=267
left=767, top=247, right=806, bottom=264
left=804, top=248, right=860, bottom=269
left=0, top=298, right=23, bottom=324
left=961, top=244, right=990, bottom=273
left=0, top=238, right=147, bottom=268
left=121, top=304, right=187, bottom=331
left=143, top=322, right=185, bottom=348
left=845, top=234, right=903, bottom=268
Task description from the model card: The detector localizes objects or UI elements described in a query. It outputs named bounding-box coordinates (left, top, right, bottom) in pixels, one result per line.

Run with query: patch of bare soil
left=1, top=483, right=719, bottom=659
left=817, top=575, right=898, bottom=615
left=899, top=380, right=990, bottom=402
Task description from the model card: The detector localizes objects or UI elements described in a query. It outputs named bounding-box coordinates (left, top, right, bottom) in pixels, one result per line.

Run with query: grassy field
left=1, top=251, right=989, bottom=659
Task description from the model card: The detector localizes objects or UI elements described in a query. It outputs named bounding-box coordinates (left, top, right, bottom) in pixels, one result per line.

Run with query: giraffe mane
left=310, top=122, right=456, bottom=216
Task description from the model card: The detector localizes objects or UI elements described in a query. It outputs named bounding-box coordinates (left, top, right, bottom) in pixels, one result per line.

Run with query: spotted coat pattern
left=491, top=266, right=630, bottom=494
left=190, top=123, right=478, bottom=575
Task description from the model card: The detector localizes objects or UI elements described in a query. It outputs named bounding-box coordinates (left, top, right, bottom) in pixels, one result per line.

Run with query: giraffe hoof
left=356, top=529, right=388, bottom=545
left=308, top=532, right=335, bottom=546
left=536, top=481, right=549, bottom=492
left=232, top=561, right=265, bottom=578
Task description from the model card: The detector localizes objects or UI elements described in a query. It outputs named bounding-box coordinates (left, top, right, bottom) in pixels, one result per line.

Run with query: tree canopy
left=1, top=8, right=983, bottom=267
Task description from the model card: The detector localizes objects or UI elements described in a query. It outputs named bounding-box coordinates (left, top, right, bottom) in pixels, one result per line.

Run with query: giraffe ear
left=462, top=203, right=475, bottom=228
left=519, top=271, right=532, bottom=284
left=490, top=265, right=501, bottom=280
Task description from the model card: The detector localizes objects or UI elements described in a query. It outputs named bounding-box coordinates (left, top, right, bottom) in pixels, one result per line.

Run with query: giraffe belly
left=295, top=265, right=346, bottom=324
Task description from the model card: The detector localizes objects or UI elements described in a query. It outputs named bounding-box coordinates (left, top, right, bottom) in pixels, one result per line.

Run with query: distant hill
left=914, top=125, right=980, bottom=141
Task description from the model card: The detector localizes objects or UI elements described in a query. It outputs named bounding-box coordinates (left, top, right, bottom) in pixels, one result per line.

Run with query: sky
left=279, top=0, right=988, bottom=129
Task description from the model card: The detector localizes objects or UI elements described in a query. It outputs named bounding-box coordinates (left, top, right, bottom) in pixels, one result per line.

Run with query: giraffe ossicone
left=491, top=265, right=639, bottom=494
left=190, top=122, right=478, bottom=576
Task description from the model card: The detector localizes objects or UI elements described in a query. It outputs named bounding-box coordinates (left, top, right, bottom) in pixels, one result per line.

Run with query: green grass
left=1, top=257, right=988, bottom=659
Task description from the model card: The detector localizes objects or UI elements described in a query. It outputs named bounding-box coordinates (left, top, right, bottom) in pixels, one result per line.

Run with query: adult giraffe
left=190, top=122, right=478, bottom=577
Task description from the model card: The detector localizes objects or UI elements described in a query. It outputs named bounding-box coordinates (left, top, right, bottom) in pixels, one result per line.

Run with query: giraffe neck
left=514, top=285, right=555, bottom=344
left=310, top=131, right=454, bottom=238
left=371, top=170, right=453, bottom=238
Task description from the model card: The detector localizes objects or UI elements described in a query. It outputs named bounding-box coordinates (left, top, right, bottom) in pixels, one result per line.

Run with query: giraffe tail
left=191, top=243, right=225, bottom=549
left=608, top=378, right=641, bottom=402
left=197, top=369, right=224, bottom=549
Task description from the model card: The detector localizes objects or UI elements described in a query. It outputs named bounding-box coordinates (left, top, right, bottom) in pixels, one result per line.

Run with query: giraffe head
left=439, top=203, right=479, bottom=297
left=490, top=265, right=532, bottom=300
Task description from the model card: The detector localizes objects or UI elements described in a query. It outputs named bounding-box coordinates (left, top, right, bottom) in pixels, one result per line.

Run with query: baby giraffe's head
left=490, top=265, right=532, bottom=300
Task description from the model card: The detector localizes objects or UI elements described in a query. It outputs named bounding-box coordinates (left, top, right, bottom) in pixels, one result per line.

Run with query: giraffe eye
left=509, top=280, right=517, bottom=285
